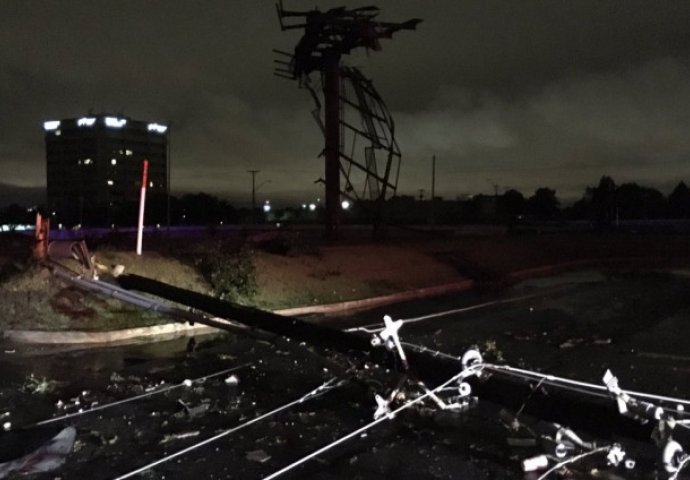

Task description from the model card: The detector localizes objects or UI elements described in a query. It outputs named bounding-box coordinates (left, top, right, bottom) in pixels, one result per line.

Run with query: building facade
left=44, top=114, right=168, bottom=226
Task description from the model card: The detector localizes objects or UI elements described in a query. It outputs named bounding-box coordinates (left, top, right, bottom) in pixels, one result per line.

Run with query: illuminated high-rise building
left=43, top=114, right=168, bottom=226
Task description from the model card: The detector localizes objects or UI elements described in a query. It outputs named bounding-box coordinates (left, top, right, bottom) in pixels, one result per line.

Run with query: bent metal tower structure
left=275, top=2, right=421, bottom=239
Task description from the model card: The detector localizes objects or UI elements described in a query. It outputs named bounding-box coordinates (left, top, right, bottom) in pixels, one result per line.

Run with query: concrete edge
left=2, top=279, right=476, bottom=345
left=4, top=323, right=218, bottom=345
left=5, top=257, right=684, bottom=345
left=274, top=279, right=476, bottom=317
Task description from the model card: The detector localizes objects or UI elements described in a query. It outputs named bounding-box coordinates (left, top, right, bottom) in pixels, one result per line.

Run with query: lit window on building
left=77, top=117, right=96, bottom=127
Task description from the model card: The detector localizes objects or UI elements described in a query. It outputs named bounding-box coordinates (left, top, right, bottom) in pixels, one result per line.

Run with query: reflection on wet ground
left=2, top=270, right=690, bottom=479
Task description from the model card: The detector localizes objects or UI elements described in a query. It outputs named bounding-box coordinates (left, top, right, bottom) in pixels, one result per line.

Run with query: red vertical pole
left=136, top=159, right=149, bottom=255
left=324, top=53, right=341, bottom=240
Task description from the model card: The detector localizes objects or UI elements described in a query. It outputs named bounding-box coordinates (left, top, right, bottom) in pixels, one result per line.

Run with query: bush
left=197, top=245, right=257, bottom=302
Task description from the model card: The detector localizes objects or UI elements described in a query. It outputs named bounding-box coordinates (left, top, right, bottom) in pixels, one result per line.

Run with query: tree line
left=2, top=177, right=690, bottom=228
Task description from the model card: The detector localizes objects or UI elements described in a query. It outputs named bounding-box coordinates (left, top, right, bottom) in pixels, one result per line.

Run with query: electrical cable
left=112, top=377, right=343, bottom=480
left=345, top=287, right=569, bottom=334
left=399, top=340, right=690, bottom=413
left=35, top=363, right=252, bottom=427
left=536, top=446, right=612, bottom=480
left=260, top=365, right=483, bottom=480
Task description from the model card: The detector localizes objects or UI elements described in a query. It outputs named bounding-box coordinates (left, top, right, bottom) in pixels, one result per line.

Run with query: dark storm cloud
left=2, top=0, right=690, bottom=205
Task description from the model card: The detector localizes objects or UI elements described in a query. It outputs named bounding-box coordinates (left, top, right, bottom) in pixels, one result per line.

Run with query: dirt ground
left=252, top=245, right=462, bottom=309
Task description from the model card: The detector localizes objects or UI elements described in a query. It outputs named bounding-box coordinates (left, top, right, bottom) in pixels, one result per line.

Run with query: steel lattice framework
left=274, top=2, right=420, bottom=238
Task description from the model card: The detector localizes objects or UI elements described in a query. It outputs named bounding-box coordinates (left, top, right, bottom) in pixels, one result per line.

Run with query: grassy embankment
left=1, top=230, right=689, bottom=331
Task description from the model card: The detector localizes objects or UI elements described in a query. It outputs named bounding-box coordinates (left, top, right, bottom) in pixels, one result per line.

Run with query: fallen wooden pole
left=116, top=273, right=688, bottom=448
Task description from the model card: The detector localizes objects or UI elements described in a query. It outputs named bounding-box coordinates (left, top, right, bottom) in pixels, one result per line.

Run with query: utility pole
left=430, top=154, right=436, bottom=228
left=248, top=170, right=259, bottom=225
left=166, top=124, right=171, bottom=236
left=486, top=178, right=499, bottom=197
left=323, top=53, right=341, bottom=240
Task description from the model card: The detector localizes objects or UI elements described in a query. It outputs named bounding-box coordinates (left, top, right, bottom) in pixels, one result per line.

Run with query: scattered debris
left=559, top=337, right=613, bottom=349
left=160, top=431, right=200, bottom=444
left=177, top=400, right=211, bottom=419
left=0, top=426, right=76, bottom=479
left=22, top=374, right=58, bottom=395
left=88, top=430, right=119, bottom=446
left=246, top=449, right=271, bottom=463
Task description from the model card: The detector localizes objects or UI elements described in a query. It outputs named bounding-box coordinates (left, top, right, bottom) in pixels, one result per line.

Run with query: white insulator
left=458, top=382, right=472, bottom=398
left=523, top=455, right=549, bottom=472
left=663, top=440, right=684, bottom=473
left=554, top=443, right=568, bottom=458
left=461, top=349, right=482, bottom=370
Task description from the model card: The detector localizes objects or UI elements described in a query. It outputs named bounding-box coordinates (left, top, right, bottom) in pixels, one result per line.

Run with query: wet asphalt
left=1, top=269, right=690, bottom=479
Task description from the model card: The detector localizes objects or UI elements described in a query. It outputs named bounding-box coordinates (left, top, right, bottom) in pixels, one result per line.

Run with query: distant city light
left=84, top=158, right=93, bottom=165
left=301, top=204, right=307, bottom=209
left=147, top=123, right=168, bottom=133
left=149, top=181, right=153, bottom=187
left=1, top=224, right=33, bottom=232
left=125, top=149, right=133, bottom=156
left=77, top=117, right=96, bottom=127
left=104, top=116, right=127, bottom=128
left=309, top=203, right=317, bottom=211
left=43, top=120, right=60, bottom=131
left=107, top=179, right=114, bottom=186
left=111, top=159, right=117, bottom=165
left=341, top=200, right=350, bottom=210
left=263, top=200, right=271, bottom=213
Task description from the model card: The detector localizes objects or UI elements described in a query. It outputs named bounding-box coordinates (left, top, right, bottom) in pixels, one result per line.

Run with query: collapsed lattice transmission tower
left=274, top=2, right=421, bottom=238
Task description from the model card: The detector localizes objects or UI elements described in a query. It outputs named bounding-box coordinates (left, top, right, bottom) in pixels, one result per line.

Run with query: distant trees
left=0, top=204, right=32, bottom=230
left=497, top=189, right=525, bottom=218
left=587, top=176, right=617, bottom=228
left=616, top=182, right=665, bottom=219
left=4, top=177, right=690, bottom=229
left=527, top=188, right=560, bottom=219
left=562, top=176, right=689, bottom=227
left=175, top=193, right=239, bottom=225
left=668, top=182, right=690, bottom=218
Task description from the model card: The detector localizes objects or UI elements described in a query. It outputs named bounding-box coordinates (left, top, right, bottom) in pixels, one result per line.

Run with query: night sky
left=3, top=0, right=690, bottom=207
